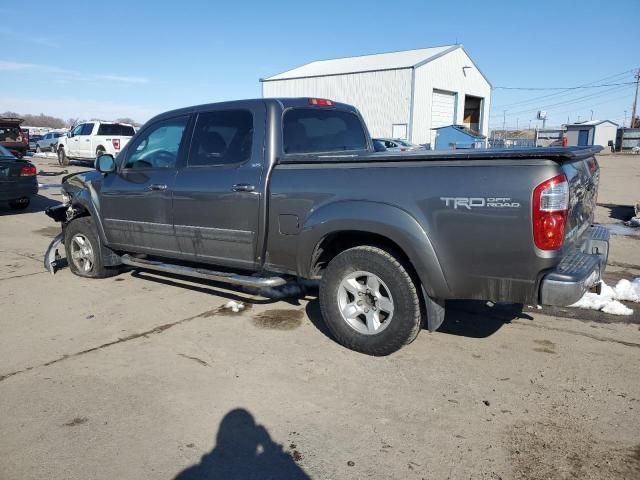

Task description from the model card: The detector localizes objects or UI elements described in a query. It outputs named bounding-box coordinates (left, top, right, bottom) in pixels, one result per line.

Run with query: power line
left=494, top=81, right=634, bottom=91
left=492, top=69, right=634, bottom=110
left=490, top=84, right=632, bottom=118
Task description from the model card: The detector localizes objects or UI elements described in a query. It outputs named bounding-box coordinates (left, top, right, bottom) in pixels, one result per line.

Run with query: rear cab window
left=283, top=108, right=367, bottom=154
left=97, top=124, right=136, bottom=136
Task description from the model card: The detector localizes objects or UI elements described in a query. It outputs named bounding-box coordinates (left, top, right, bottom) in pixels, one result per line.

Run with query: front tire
left=64, top=217, right=118, bottom=278
left=319, top=246, right=423, bottom=356
left=57, top=147, right=68, bottom=166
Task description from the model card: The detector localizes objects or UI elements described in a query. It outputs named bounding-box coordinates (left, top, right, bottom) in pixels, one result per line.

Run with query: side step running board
left=120, top=254, right=287, bottom=288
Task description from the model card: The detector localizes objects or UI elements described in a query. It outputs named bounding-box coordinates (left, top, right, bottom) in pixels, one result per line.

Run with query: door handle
left=232, top=183, right=255, bottom=192
left=85, top=139, right=90, bottom=142
left=148, top=184, right=168, bottom=191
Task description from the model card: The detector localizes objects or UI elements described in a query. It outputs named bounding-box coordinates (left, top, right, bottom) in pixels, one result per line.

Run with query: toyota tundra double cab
left=44, top=98, right=608, bottom=355
left=56, top=121, right=135, bottom=166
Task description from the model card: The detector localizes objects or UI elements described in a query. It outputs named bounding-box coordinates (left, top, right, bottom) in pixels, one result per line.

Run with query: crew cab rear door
left=172, top=102, right=265, bottom=269
left=99, top=115, right=190, bottom=255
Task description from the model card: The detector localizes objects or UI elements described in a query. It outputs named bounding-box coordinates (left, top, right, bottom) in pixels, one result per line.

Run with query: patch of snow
left=32, top=152, right=58, bottom=158
left=613, top=278, right=640, bottom=303
left=223, top=300, right=245, bottom=313
left=624, top=216, right=640, bottom=228
left=601, top=300, right=634, bottom=316
left=569, top=277, right=639, bottom=316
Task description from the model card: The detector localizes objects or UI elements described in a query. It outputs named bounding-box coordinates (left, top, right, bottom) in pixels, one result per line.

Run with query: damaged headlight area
left=61, top=190, right=71, bottom=205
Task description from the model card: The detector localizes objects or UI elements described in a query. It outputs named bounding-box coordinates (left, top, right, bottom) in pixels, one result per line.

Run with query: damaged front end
left=43, top=203, right=83, bottom=274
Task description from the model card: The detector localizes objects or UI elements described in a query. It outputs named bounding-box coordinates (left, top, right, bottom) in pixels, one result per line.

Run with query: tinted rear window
left=283, top=108, right=367, bottom=154
left=97, top=124, right=136, bottom=136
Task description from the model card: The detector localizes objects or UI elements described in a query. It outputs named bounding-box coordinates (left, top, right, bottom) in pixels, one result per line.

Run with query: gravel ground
left=0, top=153, right=638, bottom=479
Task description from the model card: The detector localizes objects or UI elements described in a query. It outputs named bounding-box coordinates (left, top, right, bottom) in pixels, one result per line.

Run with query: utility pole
left=631, top=69, right=640, bottom=128
left=590, top=109, right=594, bottom=120
left=502, top=110, right=506, bottom=141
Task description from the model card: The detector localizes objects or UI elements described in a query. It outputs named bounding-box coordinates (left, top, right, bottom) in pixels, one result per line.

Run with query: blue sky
left=1, top=0, right=638, bottom=128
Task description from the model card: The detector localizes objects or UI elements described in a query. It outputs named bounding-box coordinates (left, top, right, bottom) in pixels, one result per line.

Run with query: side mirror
left=96, top=154, right=116, bottom=173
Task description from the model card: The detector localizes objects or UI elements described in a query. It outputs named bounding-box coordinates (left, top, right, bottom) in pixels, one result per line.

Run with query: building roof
left=262, top=45, right=461, bottom=81
left=565, top=120, right=619, bottom=127
left=432, top=124, right=486, bottom=139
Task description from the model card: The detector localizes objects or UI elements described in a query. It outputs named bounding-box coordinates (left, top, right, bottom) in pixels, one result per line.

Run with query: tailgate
left=561, top=154, right=600, bottom=248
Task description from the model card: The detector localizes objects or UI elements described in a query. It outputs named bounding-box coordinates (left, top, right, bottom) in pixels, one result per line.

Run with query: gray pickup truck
left=44, top=97, right=608, bottom=355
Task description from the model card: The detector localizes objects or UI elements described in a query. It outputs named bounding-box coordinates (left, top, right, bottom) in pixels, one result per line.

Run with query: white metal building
left=261, top=45, right=491, bottom=146
left=565, top=120, right=618, bottom=153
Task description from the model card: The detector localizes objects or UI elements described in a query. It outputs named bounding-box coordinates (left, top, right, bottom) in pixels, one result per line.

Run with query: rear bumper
left=539, top=225, right=609, bottom=306
left=0, top=182, right=38, bottom=201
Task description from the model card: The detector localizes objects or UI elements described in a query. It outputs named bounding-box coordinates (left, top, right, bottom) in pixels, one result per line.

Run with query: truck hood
left=62, top=169, right=102, bottom=196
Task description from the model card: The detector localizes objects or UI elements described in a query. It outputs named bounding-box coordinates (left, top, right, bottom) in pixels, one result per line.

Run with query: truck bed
left=278, top=146, right=603, bottom=164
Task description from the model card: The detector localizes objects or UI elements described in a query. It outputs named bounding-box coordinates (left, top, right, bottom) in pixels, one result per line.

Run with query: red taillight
left=112, top=139, right=120, bottom=150
left=532, top=174, right=569, bottom=250
left=20, top=164, right=37, bottom=176
left=309, top=98, right=333, bottom=106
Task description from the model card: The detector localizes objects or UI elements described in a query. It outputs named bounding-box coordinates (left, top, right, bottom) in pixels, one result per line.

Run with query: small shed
left=565, top=120, right=618, bottom=153
left=616, top=128, right=640, bottom=152
left=433, top=124, right=486, bottom=150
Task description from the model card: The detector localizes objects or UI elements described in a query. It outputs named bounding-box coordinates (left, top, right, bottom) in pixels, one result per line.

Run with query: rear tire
left=64, top=216, right=118, bottom=278
left=8, top=197, right=30, bottom=210
left=57, top=147, right=68, bottom=166
left=319, top=246, right=423, bottom=356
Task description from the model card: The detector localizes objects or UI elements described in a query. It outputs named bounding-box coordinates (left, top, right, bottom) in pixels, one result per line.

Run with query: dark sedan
left=0, top=145, right=38, bottom=210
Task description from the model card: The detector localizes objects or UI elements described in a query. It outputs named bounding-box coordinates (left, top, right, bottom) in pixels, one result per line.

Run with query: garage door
left=431, top=90, right=456, bottom=129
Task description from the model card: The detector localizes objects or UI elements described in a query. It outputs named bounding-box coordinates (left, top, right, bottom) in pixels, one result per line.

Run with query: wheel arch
left=297, top=200, right=450, bottom=298
left=67, top=192, right=120, bottom=267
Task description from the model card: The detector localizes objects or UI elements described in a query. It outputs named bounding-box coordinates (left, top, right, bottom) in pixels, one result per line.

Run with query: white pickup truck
left=56, top=121, right=135, bottom=166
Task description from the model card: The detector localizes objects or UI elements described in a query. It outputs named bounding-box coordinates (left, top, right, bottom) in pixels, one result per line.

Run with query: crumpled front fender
left=45, top=204, right=68, bottom=222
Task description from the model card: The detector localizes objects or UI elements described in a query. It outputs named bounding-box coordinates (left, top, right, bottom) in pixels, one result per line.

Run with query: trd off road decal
left=440, top=197, right=521, bottom=209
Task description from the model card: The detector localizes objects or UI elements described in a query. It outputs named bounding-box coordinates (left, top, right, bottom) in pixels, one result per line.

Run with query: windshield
left=0, top=144, right=16, bottom=158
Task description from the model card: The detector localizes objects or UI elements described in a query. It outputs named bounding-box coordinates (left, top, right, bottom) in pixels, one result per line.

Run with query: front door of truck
left=78, top=122, right=94, bottom=158
left=67, top=124, right=84, bottom=156
left=99, top=115, right=190, bottom=255
left=172, top=103, right=265, bottom=269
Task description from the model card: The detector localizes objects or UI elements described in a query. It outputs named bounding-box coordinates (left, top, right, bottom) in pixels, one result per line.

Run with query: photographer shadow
left=174, top=409, right=310, bottom=480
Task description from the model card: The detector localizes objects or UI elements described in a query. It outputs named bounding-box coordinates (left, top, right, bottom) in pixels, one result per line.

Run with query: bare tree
left=2, top=111, right=65, bottom=128
left=115, top=117, right=141, bottom=127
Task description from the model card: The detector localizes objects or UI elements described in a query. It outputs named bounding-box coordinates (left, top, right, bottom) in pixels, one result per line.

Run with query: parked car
left=373, top=137, right=424, bottom=152
left=44, top=97, right=607, bottom=356
left=0, top=117, right=29, bottom=158
left=56, top=121, right=135, bottom=166
left=372, top=139, right=387, bottom=152
left=35, top=131, right=65, bottom=153
left=0, top=144, right=38, bottom=209
left=29, top=134, right=44, bottom=152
